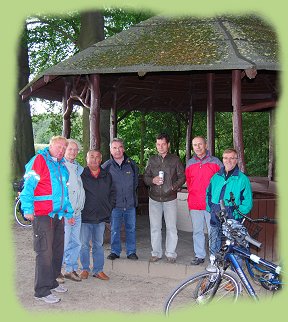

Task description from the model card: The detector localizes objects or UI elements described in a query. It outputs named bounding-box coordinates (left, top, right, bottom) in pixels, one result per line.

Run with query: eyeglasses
left=223, top=157, right=237, bottom=161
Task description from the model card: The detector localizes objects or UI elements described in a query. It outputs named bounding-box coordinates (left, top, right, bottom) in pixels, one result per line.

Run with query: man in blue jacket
left=102, top=138, right=139, bottom=261
left=20, top=136, right=74, bottom=304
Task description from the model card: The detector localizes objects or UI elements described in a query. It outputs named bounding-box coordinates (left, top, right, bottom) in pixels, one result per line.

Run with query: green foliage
left=115, top=110, right=270, bottom=176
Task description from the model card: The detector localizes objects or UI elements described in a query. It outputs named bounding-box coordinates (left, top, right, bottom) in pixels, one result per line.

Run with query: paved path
left=12, top=214, right=274, bottom=314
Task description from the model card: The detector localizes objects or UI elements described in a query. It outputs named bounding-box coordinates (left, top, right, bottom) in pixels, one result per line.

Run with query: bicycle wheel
left=14, top=198, right=32, bottom=227
left=164, top=270, right=241, bottom=316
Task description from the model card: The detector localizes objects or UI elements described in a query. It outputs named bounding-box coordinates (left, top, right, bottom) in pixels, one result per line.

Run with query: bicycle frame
left=221, top=241, right=281, bottom=299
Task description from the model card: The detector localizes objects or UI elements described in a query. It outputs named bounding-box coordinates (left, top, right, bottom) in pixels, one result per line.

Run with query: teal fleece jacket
left=206, top=165, right=253, bottom=225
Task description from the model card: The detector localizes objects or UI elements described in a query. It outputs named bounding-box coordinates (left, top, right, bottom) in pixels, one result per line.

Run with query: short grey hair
left=110, top=137, right=125, bottom=148
left=67, top=138, right=82, bottom=151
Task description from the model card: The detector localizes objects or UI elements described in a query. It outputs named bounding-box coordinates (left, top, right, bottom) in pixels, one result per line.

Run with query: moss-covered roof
left=20, top=14, right=279, bottom=112
left=29, top=14, right=279, bottom=78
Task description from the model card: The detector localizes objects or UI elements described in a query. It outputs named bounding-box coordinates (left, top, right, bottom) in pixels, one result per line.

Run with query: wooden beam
left=232, top=69, right=246, bottom=173
left=207, top=73, right=215, bottom=155
left=268, top=110, right=275, bottom=181
left=185, top=95, right=194, bottom=165
left=89, top=74, right=101, bottom=150
left=241, top=100, right=276, bottom=112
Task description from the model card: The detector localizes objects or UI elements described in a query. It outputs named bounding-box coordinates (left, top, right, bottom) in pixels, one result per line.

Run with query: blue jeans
left=190, top=210, right=211, bottom=259
left=149, top=198, right=178, bottom=258
left=209, top=223, right=222, bottom=256
left=110, top=207, right=136, bottom=256
left=80, top=222, right=105, bottom=274
left=64, top=215, right=81, bottom=272
left=210, top=223, right=243, bottom=267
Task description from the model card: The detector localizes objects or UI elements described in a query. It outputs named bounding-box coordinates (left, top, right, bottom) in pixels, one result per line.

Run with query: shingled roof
left=20, top=14, right=279, bottom=113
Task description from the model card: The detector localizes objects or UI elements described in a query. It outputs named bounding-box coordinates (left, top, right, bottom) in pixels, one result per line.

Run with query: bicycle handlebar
left=245, top=234, right=262, bottom=248
left=229, top=192, right=277, bottom=224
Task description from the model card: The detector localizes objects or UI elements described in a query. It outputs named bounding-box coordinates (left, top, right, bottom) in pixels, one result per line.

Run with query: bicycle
left=13, top=180, right=32, bottom=228
left=229, top=194, right=280, bottom=292
left=164, top=194, right=282, bottom=315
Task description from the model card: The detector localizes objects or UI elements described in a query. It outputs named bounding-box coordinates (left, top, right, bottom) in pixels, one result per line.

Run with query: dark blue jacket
left=102, top=154, right=139, bottom=209
left=81, top=167, right=116, bottom=224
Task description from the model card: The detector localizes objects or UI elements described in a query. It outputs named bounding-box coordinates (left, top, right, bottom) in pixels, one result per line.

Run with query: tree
left=13, top=9, right=153, bottom=179
left=12, top=24, right=35, bottom=181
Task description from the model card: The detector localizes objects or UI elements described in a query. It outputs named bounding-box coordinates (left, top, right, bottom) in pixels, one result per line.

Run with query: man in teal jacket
left=20, top=136, right=74, bottom=304
left=206, top=148, right=253, bottom=270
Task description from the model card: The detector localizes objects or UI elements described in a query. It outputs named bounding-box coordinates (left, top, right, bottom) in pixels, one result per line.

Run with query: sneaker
left=51, top=285, right=68, bottom=293
left=166, top=257, right=176, bottom=264
left=191, top=257, right=205, bottom=265
left=56, top=273, right=65, bottom=284
left=127, top=253, right=138, bottom=260
left=34, top=293, right=60, bottom=304
left=64, top=271, right=82, bottom=282
left=107, top=253, right=120, bottom=260
left=206, top=263, right=217, bottom=272
left=149, top=256, right=161, bottom=262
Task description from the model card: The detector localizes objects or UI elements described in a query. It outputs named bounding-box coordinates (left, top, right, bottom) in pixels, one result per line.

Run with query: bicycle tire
left=14, top=198, right=32, bottom=227
left=164, top=270, right=241, bottom=316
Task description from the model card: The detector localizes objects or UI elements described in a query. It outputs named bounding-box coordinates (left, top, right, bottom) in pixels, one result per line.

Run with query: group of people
left=19, top=136, right=138, bottom=304
left=19, top=133, right=253, bottom=304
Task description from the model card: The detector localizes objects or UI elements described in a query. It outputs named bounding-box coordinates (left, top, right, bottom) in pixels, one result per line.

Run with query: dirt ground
left=11, top=222, right=182, bottom=315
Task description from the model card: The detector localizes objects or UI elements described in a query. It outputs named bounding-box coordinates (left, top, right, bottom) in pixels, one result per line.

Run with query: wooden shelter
left=20, top=14, right=279, bottom=260
left=20, top=14, right=279, bottom=175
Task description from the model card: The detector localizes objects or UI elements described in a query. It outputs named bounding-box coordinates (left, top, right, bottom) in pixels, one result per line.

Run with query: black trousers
left=33, top=215, right=64, bottom=298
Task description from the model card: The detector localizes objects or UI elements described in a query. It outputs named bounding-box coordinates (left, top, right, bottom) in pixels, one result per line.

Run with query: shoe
left=107, top=253, right=120, bottom=260
left=80, top=270, right=89, bottom=279
left=34, top=293, right=60, bottom=304
left=166, top=257, right=176, bottom=264
left=51, top=285, right=68, bottom=293
left=93, top=272, right=110, bottom=280
left=206, top=263, right=217, bottom=272
left=149, top=256, right=161, bottom=262
left=56, top=273, right=65, bottom=284
left=191, top=257, right=205, bottom=265
left=225, top=282, right=235, bottom=291
left=64, top=271, right=82, bottom=282
left=127, top=253, right=138, bottom=260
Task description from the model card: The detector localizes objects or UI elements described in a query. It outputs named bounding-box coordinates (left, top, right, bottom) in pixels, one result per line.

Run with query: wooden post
left=268, top=110, right=275, bottom=180
left=232, top=69, right=246, bottom=173
left=110, top=89, right=117, bottom=141
left=89, top=74, right=101, bottom=149
left=186, top=97, right=194, bottom=165
left=207, top=73, right=215, bottom=155
left=62, top=78, right=72, bottom=138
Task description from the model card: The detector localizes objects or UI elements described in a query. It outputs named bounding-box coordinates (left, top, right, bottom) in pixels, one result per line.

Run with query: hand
left=67, top=217, right=75, bottom=225
left=24, top=214, right=35, bottom=221
left=152, top=176, right=164, bottom=186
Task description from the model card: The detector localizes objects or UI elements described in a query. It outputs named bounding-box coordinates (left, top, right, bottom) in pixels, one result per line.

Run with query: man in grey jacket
left=143, top=133, right=185, bottom=263
left=62, top=139, right=85, bottom=282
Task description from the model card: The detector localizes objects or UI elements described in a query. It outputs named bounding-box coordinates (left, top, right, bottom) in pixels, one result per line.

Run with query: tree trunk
left=12, top=24, right=35, bottom=180
left=78, top=11, right=110, bottom=160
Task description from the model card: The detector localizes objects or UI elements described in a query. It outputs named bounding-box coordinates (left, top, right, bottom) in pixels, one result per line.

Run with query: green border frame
left=1, top=1, right=286, bottom=321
